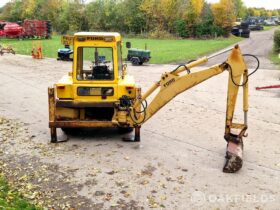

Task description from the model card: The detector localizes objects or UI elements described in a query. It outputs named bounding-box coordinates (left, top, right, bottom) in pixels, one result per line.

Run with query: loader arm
left=131, top=45, right=249, bottom=173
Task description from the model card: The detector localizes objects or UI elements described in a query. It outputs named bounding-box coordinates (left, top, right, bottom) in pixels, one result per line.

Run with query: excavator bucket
left=223, top=134, right=244, bottom=173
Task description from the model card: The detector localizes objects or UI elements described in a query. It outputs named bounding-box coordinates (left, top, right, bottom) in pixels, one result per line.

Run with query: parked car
left=264, top=20, right=276, bottom=26
left=249, top=24, right=264, bottom=31
left=231, top=22, right=250, bottom=38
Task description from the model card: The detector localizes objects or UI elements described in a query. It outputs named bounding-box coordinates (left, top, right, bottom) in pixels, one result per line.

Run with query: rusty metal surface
left=48, top=87, right=57, bottom=142
left=48, top=87, right=55, bottom=125
left=56, top=100, right=116, bottom=108
left=50, top=127, right=57, bottom=143
left=49, top=120, right=117, bottom=128
left=56, top=107, right=79, bottom=119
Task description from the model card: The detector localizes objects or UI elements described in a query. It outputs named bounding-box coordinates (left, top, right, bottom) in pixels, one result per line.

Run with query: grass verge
left=263, top=26, right=280, bottom=31
left=0, top=175, right=42, bottom=210
left=124, top=36, right=242, bottom=64
left=269, top=51, right=280, bottom=68
left=0, top=35, right=242, bottom=64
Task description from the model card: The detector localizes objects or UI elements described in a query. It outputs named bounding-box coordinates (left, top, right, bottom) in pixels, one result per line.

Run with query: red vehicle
left=2, top=22, right=23, bottom=38
left=0, top=20, right=51, bottom=39
left=0, top=29, right=5, bottom=36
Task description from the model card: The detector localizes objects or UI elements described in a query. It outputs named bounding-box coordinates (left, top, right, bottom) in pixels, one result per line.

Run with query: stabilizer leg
left=122, top=126, right=141, bottom=142
left=48, top=87, right=58, bottom=143
left=134, top=126, right=140, bottom=142
left=50, top=127, right=57, bottom=143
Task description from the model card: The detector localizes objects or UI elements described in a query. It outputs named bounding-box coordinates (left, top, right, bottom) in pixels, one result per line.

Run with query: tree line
left=0, top=0, right=279, bottom=38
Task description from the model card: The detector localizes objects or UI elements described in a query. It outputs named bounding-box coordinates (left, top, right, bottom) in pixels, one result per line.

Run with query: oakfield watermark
left=191, top=191, right=276, bottom=206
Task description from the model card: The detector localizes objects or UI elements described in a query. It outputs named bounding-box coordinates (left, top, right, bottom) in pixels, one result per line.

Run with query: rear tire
left=131, top=57, right=140, bottom=65
left=132, top=58, right=139, bottom=65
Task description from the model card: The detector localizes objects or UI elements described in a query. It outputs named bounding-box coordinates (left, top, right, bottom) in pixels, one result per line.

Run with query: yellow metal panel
left=56, top=107, right=79, bottom=119
left=56, top=85, right=74, bottom=99
left=74, top=32, right=121, bottom=42
left=225, top=46, right=247, bottom=131
left=142, top=66, right=224, bottom=121
left=56, top=75, right=74, bottom=99
left=173, top=57, right=208, bottom=75
left=118, top=75, right=136, bottom=98
left=231, top=123, right=247, bottom=129
left=72, top=83, right=118, bottom=101
left=117, top=111, right=127, bottom=123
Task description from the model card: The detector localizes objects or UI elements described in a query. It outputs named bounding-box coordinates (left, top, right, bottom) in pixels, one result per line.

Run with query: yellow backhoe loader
left=48, top=32, right=259, bottom=173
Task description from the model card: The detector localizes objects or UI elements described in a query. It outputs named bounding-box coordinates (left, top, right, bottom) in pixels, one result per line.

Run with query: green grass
left=0, top=175, right=42, bottom=210
left=269, top=51, right=280, bottom=68
left=0, top=35, right=242, bottom=64
left=263, top=25, right=280, bottom=31
left=0, top=36, right=61, bottom=58
left=124, top=36, right=242, bottom=63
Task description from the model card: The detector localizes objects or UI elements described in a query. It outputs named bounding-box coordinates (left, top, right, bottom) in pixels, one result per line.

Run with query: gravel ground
left=0, top=29, right=280, bottom=210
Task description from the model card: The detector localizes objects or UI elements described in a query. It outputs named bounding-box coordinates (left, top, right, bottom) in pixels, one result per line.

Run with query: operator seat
left=92, top=65, right=113, bottom=80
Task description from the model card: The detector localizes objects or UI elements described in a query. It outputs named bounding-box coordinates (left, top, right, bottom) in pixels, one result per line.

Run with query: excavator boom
left=129, top=45, right=250, bottom=173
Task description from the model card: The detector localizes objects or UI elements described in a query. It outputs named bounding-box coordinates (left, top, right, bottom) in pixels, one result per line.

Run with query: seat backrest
left=93, top=65, right=112, bottom=80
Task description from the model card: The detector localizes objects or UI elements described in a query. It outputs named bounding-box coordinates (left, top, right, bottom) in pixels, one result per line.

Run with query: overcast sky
left=0, top=0, right=9, bottom=7
left=206, top=0, right=280, bottom=10
left=0, top=0, right=280, bottom=10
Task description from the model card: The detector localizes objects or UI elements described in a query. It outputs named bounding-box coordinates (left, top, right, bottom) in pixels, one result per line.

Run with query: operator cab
left=73, top=32, right=123, bottom=84
left=76, top=47, right=114, bottom=81
left=56, top=32, right=136, bottom=101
